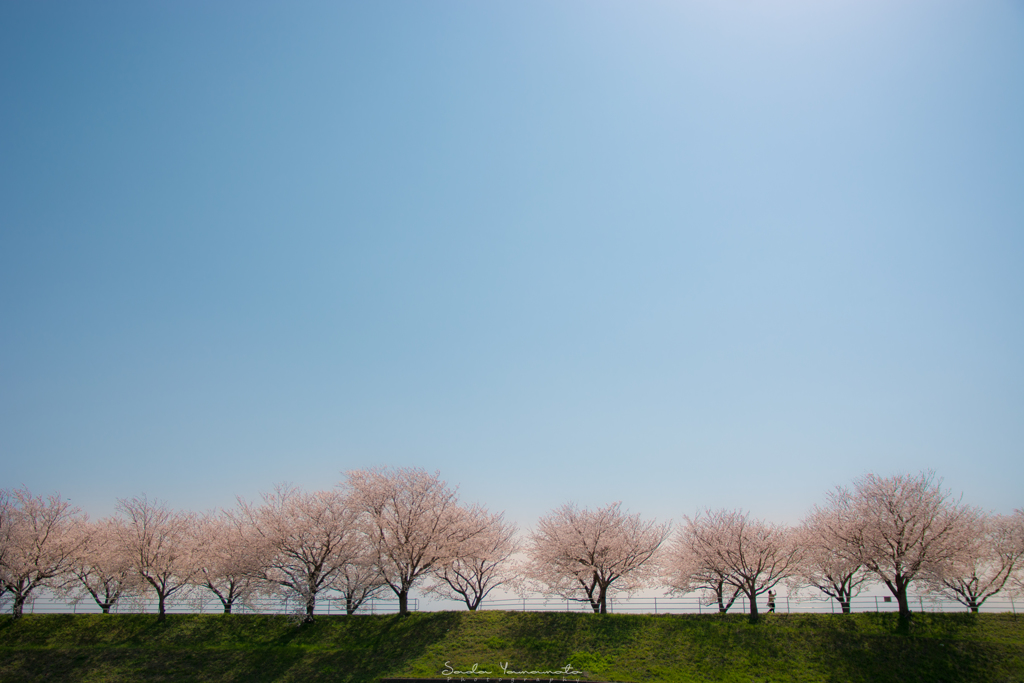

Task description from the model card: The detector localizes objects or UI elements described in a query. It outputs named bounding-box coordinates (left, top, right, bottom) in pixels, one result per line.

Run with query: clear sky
left=2, top=0, right=1022, bottom=531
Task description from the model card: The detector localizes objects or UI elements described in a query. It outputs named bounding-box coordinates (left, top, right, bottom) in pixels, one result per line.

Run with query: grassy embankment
left=0, top=610, right=1022, bottom=683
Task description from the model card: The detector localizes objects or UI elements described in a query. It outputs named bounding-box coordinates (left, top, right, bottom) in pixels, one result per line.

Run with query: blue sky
left=2, top=0, right=1022, bottom=531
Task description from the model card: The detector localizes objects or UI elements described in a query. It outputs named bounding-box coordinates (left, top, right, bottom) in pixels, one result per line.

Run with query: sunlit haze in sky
left=2, top=1, right=1022, bottom=535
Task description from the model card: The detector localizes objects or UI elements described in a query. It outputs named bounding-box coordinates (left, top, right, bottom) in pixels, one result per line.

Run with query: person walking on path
left=767, top=591, right=776, bottom=613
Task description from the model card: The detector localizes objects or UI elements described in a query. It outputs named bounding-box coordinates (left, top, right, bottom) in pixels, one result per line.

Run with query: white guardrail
left=8, top=593, right=1019, bottom=616
left=9, top=596, right=416, bottom=616
left=476, top=594, right=1020, bottom=615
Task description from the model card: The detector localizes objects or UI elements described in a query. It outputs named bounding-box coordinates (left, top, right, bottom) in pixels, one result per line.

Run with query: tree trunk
left=748, top=594, right=759, bottom=618
left=12, top=594, right=26, bottom=619
left=838, top=588, right=851, bottom=614
left=398, top=590, right=409, bottom=616
left=714, top=581, right=734, bottom=613
left=223, top=599, right=233, bottom=615
left=881, top=577, right=912, bottom=620
left=157, top=593, right=167, bottom=621
left=101, top=603, right=112, bottom=614
left=304, top=595, right=316, bottom=622
left=895, top=591, right=910, bottom=619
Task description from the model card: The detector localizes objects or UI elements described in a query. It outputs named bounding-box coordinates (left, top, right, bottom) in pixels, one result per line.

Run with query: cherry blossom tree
left=670, top=509, right=799, bottom=618
left=0, top=488, right=86, bottom=618
left=334, top=543, right=388, bottom=615
left=343, top=467, right=485, bottom=616
left=1010, top=513, right=1024, bottom=598
left=64, top=518, right=140, bottom=613
left=526, top=502, right=669, bottom=614
left=191, top=512, right=264, bottom=614
left=794, top=492, right=871, bottom=614
left=427, top=508, right=520, bottom=610
left=665, top=533, right=742, bottom=613
left=0, top=490, right=12, bottom=606
left=828, top=471, right=978, bottom=620
left=238, top=485, right=359, bottom=622
left=919, top=510, right=1024, bottom=612
left=114, top=496, right=199, bottom=620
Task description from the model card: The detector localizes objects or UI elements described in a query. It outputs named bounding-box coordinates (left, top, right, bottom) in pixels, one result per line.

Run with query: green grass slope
left=0, top=611, right=1021, bottom=683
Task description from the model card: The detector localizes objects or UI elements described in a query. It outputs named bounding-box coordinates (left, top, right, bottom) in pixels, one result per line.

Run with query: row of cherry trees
left=2, top=469, right=1022, bottom=621
left=669, top=475, right=1024, bottom=619
left=0, top=468, right=518, bottom=621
